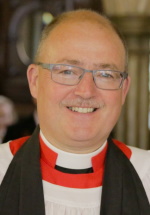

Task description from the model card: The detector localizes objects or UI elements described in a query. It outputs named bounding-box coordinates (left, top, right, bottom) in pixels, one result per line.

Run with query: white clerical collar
left=40, top=130, right=107, bottom=169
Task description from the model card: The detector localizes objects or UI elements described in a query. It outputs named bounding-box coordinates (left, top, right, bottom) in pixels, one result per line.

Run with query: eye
left=96, top=71, right=121, bottom=80
left=59, top=67, right=81, bottom=77
left=101, top=72, right=114, bottom=79
left=52, top=66, right=75, bottom=75
left=96, top=71, right=114, bottom=79
left=52, top=65, right=83, bottom=77
left=61, top=70, right=74, bottom=75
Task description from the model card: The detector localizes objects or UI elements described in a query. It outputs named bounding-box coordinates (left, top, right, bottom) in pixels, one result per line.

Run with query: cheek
left=38, top=72, right=56, bottom=101
left=104, top=91, right=123, bottom=116
left=109, top=90, right=123, bottom=104
left=99, top=91, right=124, bottom=133
left=36, top=74, right=54, bottom=118
left=37, top=75, right=69, bottom=114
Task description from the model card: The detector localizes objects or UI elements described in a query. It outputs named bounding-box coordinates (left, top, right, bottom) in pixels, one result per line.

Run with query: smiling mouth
left=68, top=107, right=97, bottom=113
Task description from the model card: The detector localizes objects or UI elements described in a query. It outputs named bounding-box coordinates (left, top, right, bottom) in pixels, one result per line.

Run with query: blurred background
left=0, top=0, right=150, bottom=148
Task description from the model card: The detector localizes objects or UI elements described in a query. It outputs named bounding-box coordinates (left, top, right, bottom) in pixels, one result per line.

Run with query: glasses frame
left=36, top=62, right=128, bottom=90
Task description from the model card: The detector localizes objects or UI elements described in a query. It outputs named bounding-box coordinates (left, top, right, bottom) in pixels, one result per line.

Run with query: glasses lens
left=94, top=70, right=123, bottom=90
left=51, top=64, right=83, bottom=85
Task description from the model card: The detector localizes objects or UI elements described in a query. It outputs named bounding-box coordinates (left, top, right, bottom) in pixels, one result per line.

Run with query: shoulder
left=112, top=139, right=150, bottom=171
left=0, top=136, right=30, bottom=184
left=9, top=136, right=30, bottom=155
left=128, top=146, right=150, bottom=178
left=113, top=140, right=150, bottom=179
left=113, top=139, right=132, bottom=159
left=113, top=139, right=150, bottom=202
left=0, top=142, right=13, bottom=184
left=129, top=146, right=150, bottom=202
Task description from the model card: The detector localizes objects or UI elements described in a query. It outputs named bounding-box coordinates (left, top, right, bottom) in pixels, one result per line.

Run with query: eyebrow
left=56, top=59, right=83, bottom=66
left=55, top=59, right=119, bottom=70
left=95, top=63, right=119, bottom=70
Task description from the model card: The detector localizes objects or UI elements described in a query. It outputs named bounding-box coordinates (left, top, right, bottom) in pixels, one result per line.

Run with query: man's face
left=28, top=21, right=130, bottom=153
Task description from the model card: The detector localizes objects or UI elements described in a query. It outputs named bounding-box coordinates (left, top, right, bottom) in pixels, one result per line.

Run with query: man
left=0, top=95, right=17, bottom=143
left=0, top=9, right=149, bottom=215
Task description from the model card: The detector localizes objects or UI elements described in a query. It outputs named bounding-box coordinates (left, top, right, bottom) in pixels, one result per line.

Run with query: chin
left=68, top=130, right=97, bottom=143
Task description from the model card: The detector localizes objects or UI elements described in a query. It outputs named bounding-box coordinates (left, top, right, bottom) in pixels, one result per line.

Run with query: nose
left=74, top=72, right=97, bottom=99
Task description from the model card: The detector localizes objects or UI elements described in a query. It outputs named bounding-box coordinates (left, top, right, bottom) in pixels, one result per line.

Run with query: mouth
left=67, top=107, right=97, bottom=113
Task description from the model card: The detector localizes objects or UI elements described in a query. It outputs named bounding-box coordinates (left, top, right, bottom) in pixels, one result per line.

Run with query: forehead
left=40, top=20, right=126, bottom=69
left=47, top=19, right=116, bottom=42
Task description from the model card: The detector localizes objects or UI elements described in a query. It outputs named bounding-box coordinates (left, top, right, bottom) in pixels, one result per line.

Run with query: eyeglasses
left=36, top=62, right=128, bottom=90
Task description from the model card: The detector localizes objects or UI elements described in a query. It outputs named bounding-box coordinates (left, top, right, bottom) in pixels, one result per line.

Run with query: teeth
left=69, top=107, right=95, bottom=113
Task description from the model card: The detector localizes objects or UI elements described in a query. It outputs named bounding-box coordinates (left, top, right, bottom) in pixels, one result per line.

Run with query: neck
left=40, top=130, right=107, bottom=169
left=40, top=130, right=107, bottom=154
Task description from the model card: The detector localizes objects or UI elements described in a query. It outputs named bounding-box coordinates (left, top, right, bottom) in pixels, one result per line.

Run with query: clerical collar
left=40, top=131, right=107, bottom=170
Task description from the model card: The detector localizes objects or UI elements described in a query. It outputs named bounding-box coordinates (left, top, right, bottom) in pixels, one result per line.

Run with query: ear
left=121, top=76, right=131, bottom=105
left=27, top=64, right=39, bottom=99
